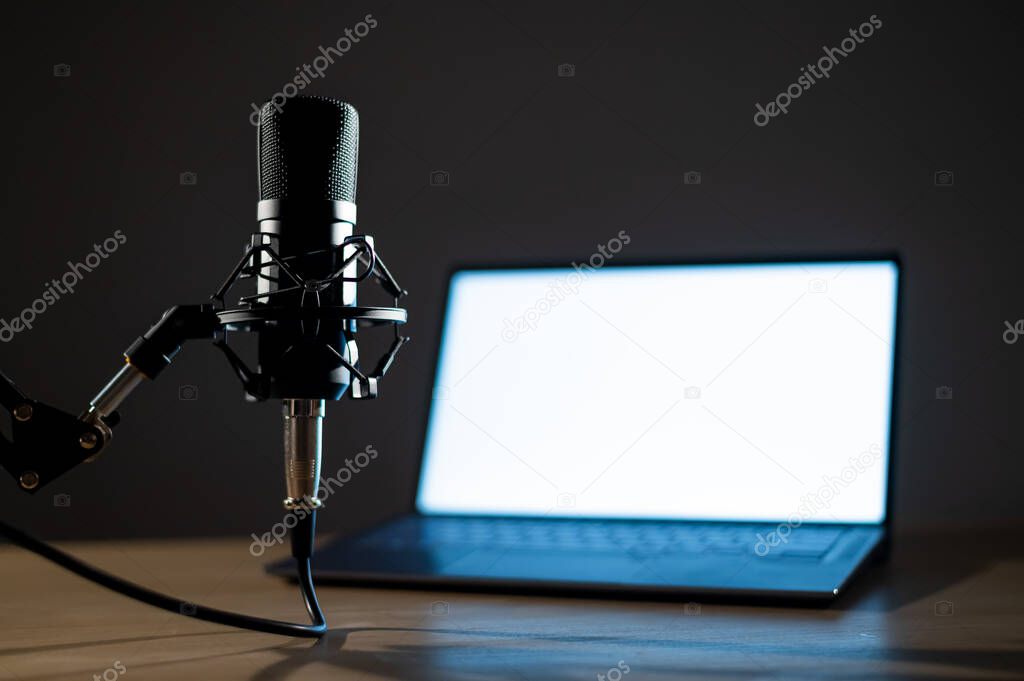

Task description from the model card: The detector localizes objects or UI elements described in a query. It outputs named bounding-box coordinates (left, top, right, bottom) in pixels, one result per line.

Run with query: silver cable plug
left=282, top=399, right=325, bottom=510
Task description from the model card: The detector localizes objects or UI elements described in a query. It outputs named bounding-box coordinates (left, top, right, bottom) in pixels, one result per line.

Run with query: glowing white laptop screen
left=416, top=261, right=897, bottom=524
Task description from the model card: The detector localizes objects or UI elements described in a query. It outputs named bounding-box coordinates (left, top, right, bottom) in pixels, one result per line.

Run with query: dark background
left=1, top=1, right=1020, bottom=540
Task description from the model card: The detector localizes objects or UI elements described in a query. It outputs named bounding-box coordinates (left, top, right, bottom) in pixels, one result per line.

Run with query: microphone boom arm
left=0, top=304, right=219, bottom=493
left=0, top=236, right=407, bottom=495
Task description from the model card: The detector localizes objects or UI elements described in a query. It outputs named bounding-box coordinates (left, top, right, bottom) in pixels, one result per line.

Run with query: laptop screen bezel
left=411, top=254, right=901, bottom=530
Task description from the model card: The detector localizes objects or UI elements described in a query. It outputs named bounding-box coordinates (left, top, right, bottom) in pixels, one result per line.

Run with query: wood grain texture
left=0, top=532, right=1022, bottom=680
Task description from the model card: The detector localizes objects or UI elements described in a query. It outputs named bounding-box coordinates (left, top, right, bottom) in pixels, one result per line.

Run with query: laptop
left=273, top=257, right=900, bottom=603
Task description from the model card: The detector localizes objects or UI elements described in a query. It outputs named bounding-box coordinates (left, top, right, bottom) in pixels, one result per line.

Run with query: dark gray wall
left=1, top=1, right=1021, bottom=540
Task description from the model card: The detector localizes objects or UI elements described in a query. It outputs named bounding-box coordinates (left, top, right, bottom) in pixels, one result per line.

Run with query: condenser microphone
left=251, top=96, right=380, bottom=511
left=0, top=93, right=407, bottom=639
left=255, top=96, right=361, bottom=402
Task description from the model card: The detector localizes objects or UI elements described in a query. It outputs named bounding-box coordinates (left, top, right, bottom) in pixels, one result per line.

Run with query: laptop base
left=268, top=515, right=885, bottom=604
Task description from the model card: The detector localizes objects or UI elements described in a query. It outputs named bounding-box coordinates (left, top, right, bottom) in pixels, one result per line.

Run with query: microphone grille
left=258, top=96, right=359, bottom=202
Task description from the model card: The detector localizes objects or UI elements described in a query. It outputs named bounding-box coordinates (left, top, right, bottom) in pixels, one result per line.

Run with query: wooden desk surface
left=1, top=531, right=1021, bottom=680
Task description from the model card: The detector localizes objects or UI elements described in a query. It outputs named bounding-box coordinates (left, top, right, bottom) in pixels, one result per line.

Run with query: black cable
left=0, top=512, right=327, bottom=638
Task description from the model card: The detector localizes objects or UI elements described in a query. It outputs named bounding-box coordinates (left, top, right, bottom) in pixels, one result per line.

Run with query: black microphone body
left=251, top=96, right=371, bottom=509
left=254, top=97, right=361, bottom=402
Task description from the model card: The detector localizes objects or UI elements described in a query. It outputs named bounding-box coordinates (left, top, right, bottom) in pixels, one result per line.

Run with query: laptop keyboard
left=357, top=517, right=844, bottom=560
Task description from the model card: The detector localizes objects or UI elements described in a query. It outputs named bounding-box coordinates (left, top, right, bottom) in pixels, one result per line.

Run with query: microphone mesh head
left=258, top=96, right=359, bottom=202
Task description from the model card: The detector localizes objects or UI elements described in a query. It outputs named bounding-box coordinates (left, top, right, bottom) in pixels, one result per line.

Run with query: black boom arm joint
left=0, top=304, right=218, bottom=493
